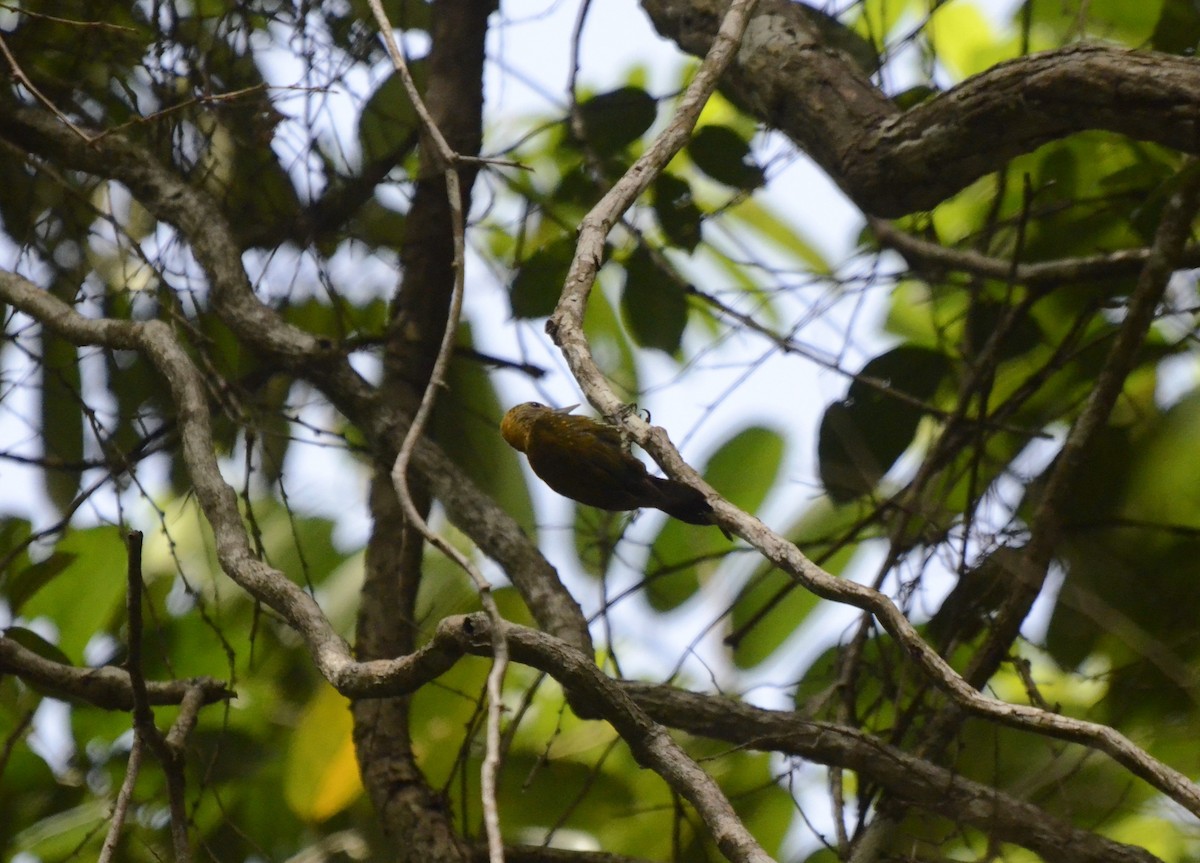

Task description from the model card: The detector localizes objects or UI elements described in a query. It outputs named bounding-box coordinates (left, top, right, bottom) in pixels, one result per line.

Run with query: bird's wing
left=525, top=415, right=646, bottom=509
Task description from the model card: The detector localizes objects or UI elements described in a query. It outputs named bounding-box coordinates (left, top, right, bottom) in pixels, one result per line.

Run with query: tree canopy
left=2, top=0, right=1200, bottom=861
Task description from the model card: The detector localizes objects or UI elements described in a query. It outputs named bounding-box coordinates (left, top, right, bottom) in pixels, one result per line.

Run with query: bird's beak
left=554, top=404, right=580, bottom=414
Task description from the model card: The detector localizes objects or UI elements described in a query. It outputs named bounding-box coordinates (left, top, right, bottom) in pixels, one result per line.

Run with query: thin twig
left=869, top=215, right=1200, bottom=288
left=0, top=33, right=92, bottom=141
left=365, top=3, right=509, bottom=860
left=98, top=735, right=143, bottom=863
left=125, top=530, right=193, bottom=862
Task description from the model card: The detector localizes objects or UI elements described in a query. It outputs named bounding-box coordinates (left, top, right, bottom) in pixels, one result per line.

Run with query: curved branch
left=870, top=217, right=1200, bottom=288
left=0, top=102, right=591, bottom=654
left=382, top=616, right=1161, bottom=863
left=641, top=0, right=1200, bottom=215
left=444, top=615, right=774, bottom=863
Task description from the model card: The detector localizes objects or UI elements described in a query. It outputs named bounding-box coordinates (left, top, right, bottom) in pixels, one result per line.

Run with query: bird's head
left=500, top=402, right=579, bottom=452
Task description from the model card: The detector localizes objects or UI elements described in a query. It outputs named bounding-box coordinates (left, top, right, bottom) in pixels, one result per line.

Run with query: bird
left=500, top=401, right=718, bottom=527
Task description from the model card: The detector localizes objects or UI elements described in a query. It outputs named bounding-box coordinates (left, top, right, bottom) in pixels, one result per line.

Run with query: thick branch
left=0, top=634, right=230, bottom=711
left=393, top=617, right=1161, bottom=863
left=624, top=683, right=1162, bottom=863
left=641, top=0, right=1200, bottom=215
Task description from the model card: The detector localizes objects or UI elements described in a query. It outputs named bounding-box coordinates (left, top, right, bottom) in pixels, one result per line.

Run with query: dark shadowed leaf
left=687, top=125, right=764, bottom=190
left=620, top=247, right=688, bottom=354
left=1151, top=0, right=1200, bottom=54
left=510, top=236, right=576, bottom=319
left=359, top=62, right=428, bottom=167
left=819, top=346, right=952, bottom=501
left=40, top=331, right=82, bottom=514
left=576, top=87, right=657, bottom=155
left=652, top=172, right=703, bottom=252
left=430, top=326, right=537, bottom=535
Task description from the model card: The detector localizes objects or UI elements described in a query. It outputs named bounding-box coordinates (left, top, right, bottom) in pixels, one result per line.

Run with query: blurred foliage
left=2, top=0, right=1200, bottom=861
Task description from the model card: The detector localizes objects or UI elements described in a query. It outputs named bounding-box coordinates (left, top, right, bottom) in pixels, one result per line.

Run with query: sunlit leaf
left=19, top=528, right=127, bottom=663
left=645, top=426, right=784, bottom=611
left=730, top=496, right=870, bottom=668
left=5, top=553, right=77, bottom=615
left=284, top=686, right=363, bottom=822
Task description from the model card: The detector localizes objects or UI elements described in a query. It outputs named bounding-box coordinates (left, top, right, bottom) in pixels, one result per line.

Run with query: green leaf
left=5, top=553, right=77, bottom=615
left=652, top=172, right=703, bottom=252
left=359, top=62, right=428, bottom=167
left=583, top=287, right=640, bottom=397
left=728, top=568, right=821, bottom=669
left=283, top=296, right=389, bottom=340
left=20, top=528, right=128, bottom=663
left=645, top=426, right=784, bottom=612
left=576, top=86, right=657, bottom=155
left=730, top=496, right=869, bottom=668
left=794, top=634, right=895, bottom=724
left=284, top=686, right=363, bottom=822
left=40, top=330, right=83, bottom=514
left=892, top=84, right=939, bottom=110
left=1152, top=0, right=1200, bottom=53
left=818, top=346, right=952, bottom=502
left=687, top=125, right=764, bottom=190
left=724, top=195, right=831, bottom=274
left=620, top=247, right=688, bottom=354
left=510, top=236, right=575, bottom=318
left=353, top=197, right=408, bottom=250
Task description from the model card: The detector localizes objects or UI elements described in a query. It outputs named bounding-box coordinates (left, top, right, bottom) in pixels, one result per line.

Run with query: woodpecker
left=500, top=402, right=716, bottom=527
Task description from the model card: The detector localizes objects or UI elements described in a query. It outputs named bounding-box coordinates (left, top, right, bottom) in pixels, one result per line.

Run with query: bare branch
left=98, top=735, right=143, bottom=863
left=870, top=217, right=1200, bottom=288
left=0, top=634, right=230, bottom=711
left=0, top=101, right=591, bottom=653
left=125, top=530, right=191, bottom=862
left=446, top=614, right=774, bottom=863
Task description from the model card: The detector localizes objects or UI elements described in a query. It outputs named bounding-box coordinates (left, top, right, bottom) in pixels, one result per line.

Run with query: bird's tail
left=649, top=476, right=720, bottom=529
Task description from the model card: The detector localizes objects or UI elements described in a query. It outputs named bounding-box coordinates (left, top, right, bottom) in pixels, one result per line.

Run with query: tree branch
left=0, top=634, right=230, bottom=711
left=0, top=102, right=591, bottom=653
left=548, top=0, right=1200, bottom=819
left=640, top=0, right=1200, bottom=215
left=869, top=216, right=1200, bottom=288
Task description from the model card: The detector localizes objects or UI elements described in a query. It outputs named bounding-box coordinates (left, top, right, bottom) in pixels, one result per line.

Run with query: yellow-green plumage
left=500, top=402, right=715, bottom=526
